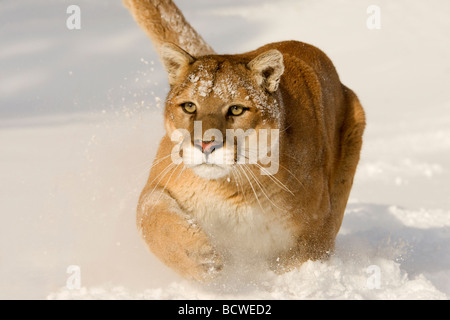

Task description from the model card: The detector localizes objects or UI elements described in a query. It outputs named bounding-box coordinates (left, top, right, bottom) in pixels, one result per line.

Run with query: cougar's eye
left=228, top=105, right=246, bottom=116
left=181, top=102, right=197, bottom=114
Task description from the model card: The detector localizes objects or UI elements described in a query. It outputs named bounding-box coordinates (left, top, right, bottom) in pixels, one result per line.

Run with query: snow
left=1, top=0, right=450, bottom=300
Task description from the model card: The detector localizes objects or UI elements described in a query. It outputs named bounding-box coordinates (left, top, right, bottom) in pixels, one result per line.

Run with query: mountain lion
left=124, top=0, right=366, bottom=281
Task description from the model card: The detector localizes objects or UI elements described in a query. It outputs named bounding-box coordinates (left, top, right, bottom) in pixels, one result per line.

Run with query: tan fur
left=125, top=1, right=366, bottom=281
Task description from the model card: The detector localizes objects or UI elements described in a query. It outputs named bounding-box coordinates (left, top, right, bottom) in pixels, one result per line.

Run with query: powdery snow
left=47, top=199, right=450, bottom=300
left=1, top=0, right=450, bottom=300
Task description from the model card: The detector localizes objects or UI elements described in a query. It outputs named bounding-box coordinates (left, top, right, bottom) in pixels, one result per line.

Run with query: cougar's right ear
left=160, top=43, right=195, bottom=86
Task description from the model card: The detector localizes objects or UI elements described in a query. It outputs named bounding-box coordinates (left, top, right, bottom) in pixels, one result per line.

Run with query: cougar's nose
left=194, top=139, right=223, bottom=155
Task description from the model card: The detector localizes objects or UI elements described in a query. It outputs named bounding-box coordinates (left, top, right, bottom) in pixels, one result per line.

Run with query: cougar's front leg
left=137, top=190, right=223, bottom=281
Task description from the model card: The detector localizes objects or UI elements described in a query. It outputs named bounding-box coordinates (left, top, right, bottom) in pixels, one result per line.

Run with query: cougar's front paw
left=185, top=240, right=223, bottom=281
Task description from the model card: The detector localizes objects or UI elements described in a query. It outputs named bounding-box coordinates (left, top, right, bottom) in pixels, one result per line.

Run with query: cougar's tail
left=123, top=0, right=215, bottom=56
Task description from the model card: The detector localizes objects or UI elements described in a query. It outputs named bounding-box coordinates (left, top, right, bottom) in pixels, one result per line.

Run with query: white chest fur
left=191, top=195, right=294, bottom=265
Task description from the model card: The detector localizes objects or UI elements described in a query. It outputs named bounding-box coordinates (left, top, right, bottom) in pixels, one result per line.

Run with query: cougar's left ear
left=160, top=43, right=196, bottom=86
left=248, top=49, right=284, bottom=93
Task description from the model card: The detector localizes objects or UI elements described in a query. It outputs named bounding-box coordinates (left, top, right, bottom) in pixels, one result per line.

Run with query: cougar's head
left=160, top=43, right=284, bottom=180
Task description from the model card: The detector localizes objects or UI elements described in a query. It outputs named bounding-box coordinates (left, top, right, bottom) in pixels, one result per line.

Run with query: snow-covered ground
left=1, top=0, right=449, bottom=299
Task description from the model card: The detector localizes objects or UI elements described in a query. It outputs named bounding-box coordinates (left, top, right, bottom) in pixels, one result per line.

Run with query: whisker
left=229, top=168, right=240, bottom=194
left=238, top=165, right=264, bottom=213
left=243, top=164, right=286, bottom=212
left=154, top=162, right=181, bottom=205
left=144, top=162, right=177, bottom=207
left=231, top=167, right=247, bottom=203
left=256, top=164, right=294, bottom=196
left=174, top=163, right=187, bottom=182
left=278, top=123, right=293, bottom=134
left=148, top=151, right=180, bottom=171
left=133, top=150, right=178, bottom=172
left=240, top=155, right=295, bottom=196
left=132, top=150, right=180, bottom=183
left=243, top=149, right=305, bottom=191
